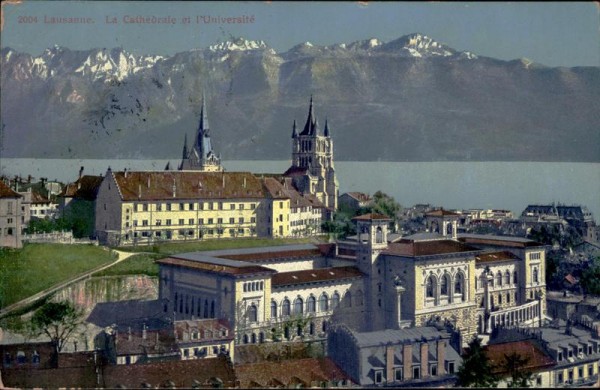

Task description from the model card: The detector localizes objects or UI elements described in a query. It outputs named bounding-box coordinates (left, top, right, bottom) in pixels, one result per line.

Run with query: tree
left=362, top=191, right=402, bottom=231
left=456, top=337, right=498, bottom=387
left=580, top=257, right=600, bottom=295
left=30, top=301, right=85, bottom=367
left=500, top=352, right=534, bottom=387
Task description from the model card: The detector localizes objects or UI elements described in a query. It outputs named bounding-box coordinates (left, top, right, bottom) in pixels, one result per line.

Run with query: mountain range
left=1, top=34, right=599, bottom=162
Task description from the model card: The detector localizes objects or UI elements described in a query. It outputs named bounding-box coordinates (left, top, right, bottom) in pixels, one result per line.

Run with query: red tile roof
left=0, top=180, right=21, bottom=198
left=222, top=248, right=323, bottom=262
left=484, top=340, right=555, bottom=375
left=426, top=209, right=461, bottom=217
left=345, top=192, right=372, bottom=202
left=352, top=213, right=390, bottom=221
left=564, top=274, right=579, bottom=285
left=384, top=239, right=478, bottom=257
left=236, top=357, right=352, bottom=388
left=60, top=175, right=103, bottom=200
left=156, top=257, right=276, bottom=277
left=174, top=318, right=233, bottom=344
left=103, top=355, right=236, bottom=388
left=30, top=191, right=51, bottom=204
left=112, top=171, right=265, bottom=201
left=475, top=251, right=519, bottom=263
left=272, top=266, right=364, bottom=287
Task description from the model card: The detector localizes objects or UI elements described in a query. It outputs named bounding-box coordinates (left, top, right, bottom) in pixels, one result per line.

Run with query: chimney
left=243, top=176, right=246, bottom=188
left=138, top=184, right=142, bottom=199
left=142, top=324, right=147, bottom=340
left=403, top=343, right=413, bottom=380
left=386, top=345, right=395, bottom=384
left=437, top=340, right=446, bottom=376
left=222, top=175, right=225, bottom=188
left=124, top=168, right=128, bottom=178
left=420, top=341, right=429, bottom=378
left=147, top=176, right=151, bottom=188
left=172, top=179, right=177, bottom=198
left=128, top=327, right=132, bottom=341
left=79, top=166, right=84, bottom=179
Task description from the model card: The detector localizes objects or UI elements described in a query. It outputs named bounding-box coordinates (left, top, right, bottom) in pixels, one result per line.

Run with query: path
left=0, top=249, right=138, bottom=318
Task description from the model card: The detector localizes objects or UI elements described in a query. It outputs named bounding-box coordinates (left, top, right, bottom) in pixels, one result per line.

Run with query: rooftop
left=352, top=213, right=390, bottom=221
left=0, top=181, right=22, bottom=198
left=484, top=340, right=555, bottom=375
left=459, top=233, right=544, bottom=248
left=272, top=266, right=364, bottom=287
left=384, top=239, right=479, bottom=257
left=475, top=251, right=520, bottom=264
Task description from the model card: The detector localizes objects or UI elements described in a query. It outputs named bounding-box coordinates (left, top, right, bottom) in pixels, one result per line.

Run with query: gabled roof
left=283, top=165, right=309, bottom=177
left=111, top=171, right=264, bottom=201
left=236, top=358, right=352, bottom=388
left=352, top=213, right=390, bottom=221
left=30, top=191, right=51, bottom=204
left=426, top=208, right=461, bottom=217
left=484, top=340, right=555, bottom=375
left=272, top=266, right=364, bottom=287
left=384, top=239, right=479, bottom=257
left=0, top=180, right=22, bottom=198
left=342, top=192, right=372, bottom=202
left=60, top=175, right=103, bottom=200
left=475, top=251, right=519, bottom=263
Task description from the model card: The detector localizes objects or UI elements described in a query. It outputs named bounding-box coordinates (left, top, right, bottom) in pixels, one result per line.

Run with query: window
left=143, top=204, right=148, bottom=211
left=505, top=270, right=511, bottom=285
left=239, top=204, right=244, bottom=210
left=142, top=220, right=148, bottom=226
left=307, top=296, right=316, bottom=313
left=558, top=373, right=563, bottom=383
left=179, top=203, right=184, bottom=211
left=533, top=267, right=539, bottom=283
left=166, top=203, right=172, bottom=211
left=374, top=370, right=383, bottom=384
left=496, top=271, right=502, bottom=287
left=431, top=365, right=437, bottom=376
left=513, top=271, right=518, bottom=284
left=355, top=290, right=364, bottom=306
left=271, top=301, right=277, bottom=318
left=189, top=218, right=194, bottom=225
left=217, top=218, right=223, bottom=224
left=294, top=297, right=304, bottom=315
left=156, top=219, right=162, bottom=226
left=282, top=299, right=291, bottom=316
left=332, top=292, right=340, bottom=309
left=455, top=273, right=464, bottom=298
left=589, top=365, right=594, bottom=376
left=239, top=217, right=244, bottom=224
left=208, top=218, right=213, bottom=224
left=189, top=203, right=194, bottom=211
left=179, top=219, right=184, bottom=225
left=247, top=304, right=257, bottom=323
left=536, top=376, right=542, bottom=385
left=441, top=274, right=449, bottom=296
left=230, top=204, right=235, bottom=210
left=426, top=275, right=436, bottom=298
left=394, top=368, right=403, bottom=381
left=413, top=367, right=420, bottom=379
left=166, top=219, right=172, bottom=226
left=319, top=293, right=329, bottom=311
left=199, top=218, right=204, bottom=225
left=229, top=217, right=235, bottom=224
left=447, top=362, right=455, bottom=374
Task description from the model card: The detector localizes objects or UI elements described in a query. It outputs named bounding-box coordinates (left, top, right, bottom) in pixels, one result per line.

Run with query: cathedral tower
left=179, top=96, right=223, bottom=172
left=286, top=97, right=338, bottom=211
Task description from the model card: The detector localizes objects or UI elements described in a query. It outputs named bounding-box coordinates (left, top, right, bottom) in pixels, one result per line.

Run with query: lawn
left=117, top=236, right=326, bottom=256
left=0, top=243, right=117, bottom=309
left=93, top=253, right=162, bottom=277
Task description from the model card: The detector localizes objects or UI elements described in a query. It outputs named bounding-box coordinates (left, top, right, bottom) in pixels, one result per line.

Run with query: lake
left=1, top=158, right=599, bottom=218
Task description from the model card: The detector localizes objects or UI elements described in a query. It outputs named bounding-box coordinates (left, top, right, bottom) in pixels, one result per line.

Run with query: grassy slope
left=105, top=237, right=324, bottom=277
left=0, top=244, right=116, bottom=308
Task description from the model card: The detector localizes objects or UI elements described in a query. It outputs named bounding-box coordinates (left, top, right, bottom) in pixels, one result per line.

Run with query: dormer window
left=558, top=352, right=563, bottom=361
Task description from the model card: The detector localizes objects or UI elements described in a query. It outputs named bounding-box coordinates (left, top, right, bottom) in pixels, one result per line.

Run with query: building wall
left=0, top=195, right=25, bottom=248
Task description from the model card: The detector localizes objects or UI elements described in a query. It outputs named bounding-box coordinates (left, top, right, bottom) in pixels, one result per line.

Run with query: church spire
left=301, top=95, right=315, bottom=136
left=199, top=93, right=210, bottom=138
left=291, top=120, right=298, bottom=138
left=181, top=133, right=188, bottom=160
left=324, top=119, right=330, bottom=137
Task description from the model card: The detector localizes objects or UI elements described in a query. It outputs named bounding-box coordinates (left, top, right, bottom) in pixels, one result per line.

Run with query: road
left=0, top=249, right=137, bottom=318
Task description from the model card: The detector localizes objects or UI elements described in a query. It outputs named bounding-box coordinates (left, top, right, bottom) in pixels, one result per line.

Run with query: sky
left=1, top=1, right=599, bottom=67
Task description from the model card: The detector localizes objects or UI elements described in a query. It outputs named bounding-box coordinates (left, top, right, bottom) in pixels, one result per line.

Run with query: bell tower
left=353, top=213, right=391, bottom=331
left=288, top=97, right=338, bottom=211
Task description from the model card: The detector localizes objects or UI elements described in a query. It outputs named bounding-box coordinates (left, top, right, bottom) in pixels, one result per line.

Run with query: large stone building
left=156, top=211, right=548, bottom=346
left=94, top=98, right=332, bottom=245
left=0, top=180, right=26, bottom=248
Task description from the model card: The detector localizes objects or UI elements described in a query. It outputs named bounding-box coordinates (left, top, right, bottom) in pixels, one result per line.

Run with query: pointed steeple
left=181, top=133, right=188, bottom=160
left=324, top=119, right=330, bottom=137
left=312, top=117, right=320, bottom=136
left=165, top=161, right=171, bottom=171
left=291, top=120, right=298, bottom=138
left=199, top=93, right=210, bottom=138
left=301, top=95, right=315, bottom=136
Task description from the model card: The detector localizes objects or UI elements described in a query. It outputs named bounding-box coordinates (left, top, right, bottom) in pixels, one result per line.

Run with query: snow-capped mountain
left=1, top=34, right=598, bottom=162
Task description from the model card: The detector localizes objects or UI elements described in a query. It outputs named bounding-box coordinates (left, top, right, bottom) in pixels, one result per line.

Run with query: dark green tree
left=580, top=257, right=600, bottom=295
left=456, top=337, right=498, bottom=387
left=500, top=352, right=533, bottom=387
left=30, top=301, right=85, bottom=367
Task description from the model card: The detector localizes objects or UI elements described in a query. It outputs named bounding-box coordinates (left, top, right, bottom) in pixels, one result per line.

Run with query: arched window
left=251, top=333, right=256, bottom=343
left=440, top=274, right=450, bottom=296
left=505, top=270, right=511, bottom=285
left=513, top=271, right=518, bottom=284
left=331, top=292, right=340, bottom=309
left=355, top=290, right=364, bottom=306
left=309, top=322, right=315, bottom=335
left=454, top=273, right=464, bottom=295
left=376, top=227, right=383, bottom=243
left=271, top=301, right=277, bottom=318
left=210, top=300, right=215, bottom=318
left=307, top=296, right=316, bottom=313
left=282, top=299, right=291, bottom=316
left=533, top=268, right=539, bottom=283
left=426, top=275, right=436, bottom=298
left=344, top=291, right=352, bottom=308
left=496, top=271, right=503, bottom=287
left=243, top=334, right=249, bottom=344
left=319, top=293, right=329, bottom=312
left=248, top=304, right=257, bottom=323
left=294, top=297, right=304, bottom=315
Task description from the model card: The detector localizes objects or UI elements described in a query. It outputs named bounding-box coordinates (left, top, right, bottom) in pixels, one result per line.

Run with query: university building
left=94, top=98, right=336, bottom=245
left=156, top=211, right=548, bottom=347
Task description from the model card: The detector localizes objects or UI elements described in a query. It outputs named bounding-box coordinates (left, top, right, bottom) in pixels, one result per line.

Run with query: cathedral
left=284, top=96, right=338, bottom=212
left=179, top=96, right=223, bottom=172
